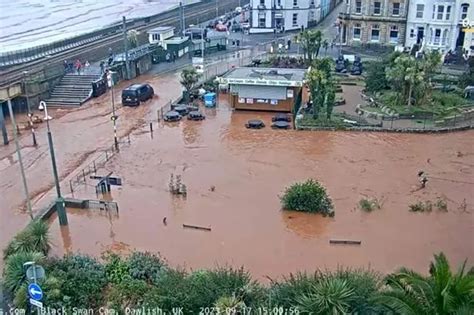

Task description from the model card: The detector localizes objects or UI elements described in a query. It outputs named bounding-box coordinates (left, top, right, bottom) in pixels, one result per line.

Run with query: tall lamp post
left=38, top=101, right=68, bottom=225
left=7, top=99, right=33, bottom=219
left=106, top=71, right=119, bottom=150
left=23, top=71, right=37, bottom=146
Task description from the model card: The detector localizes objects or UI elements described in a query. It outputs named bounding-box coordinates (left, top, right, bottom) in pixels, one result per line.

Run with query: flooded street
left=46, top=99, right=474, bottom=279
left=1, top=65, right=473, bottom=278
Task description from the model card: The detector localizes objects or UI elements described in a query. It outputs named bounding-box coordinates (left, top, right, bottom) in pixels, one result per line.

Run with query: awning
left=230, top=85, right=287, bottom=100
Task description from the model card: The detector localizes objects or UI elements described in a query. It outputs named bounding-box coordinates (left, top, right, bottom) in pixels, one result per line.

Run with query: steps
left=45, top=74, right=100, bottom=107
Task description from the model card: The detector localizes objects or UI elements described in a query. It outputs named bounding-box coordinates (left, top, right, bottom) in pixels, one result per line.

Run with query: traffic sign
left=30, top=299, right=43, bottom=308
left=26, top=265, right=45, bottom=281
left=28, top=283, right=43, bottom=301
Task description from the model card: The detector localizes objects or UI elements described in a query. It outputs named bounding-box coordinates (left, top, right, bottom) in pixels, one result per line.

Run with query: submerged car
left=188, top=111, right=206, bottom=121
left=164, top=111, right=181, bottom=122
left=272, top=121, right=291, bottom=129
left=272, top=113, right=291, bottom=122
left=245, top=119, right=265, bottom=129
left=173, top=105, right=190, bottom=116
left=122, top=83, right=154, bottom=106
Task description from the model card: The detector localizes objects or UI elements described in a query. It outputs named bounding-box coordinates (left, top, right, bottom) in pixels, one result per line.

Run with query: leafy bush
left=3, top=220, right=50, bottom=259
left=127, top=251, right=167, bottom=283
left=409, top=201, right=433, bottom=212
left=281, top=179, right=334, bottom=215
left=107, top=278, right=150, bottom=310
left=45, top=255, right=107, bottom=308
left=359, top=198, right=382, bottom=212
left=104, top=252, right=130, bottom=284
left=365, top=61, right=388, bottom=92
left=435, top=198, right=448, bottom=212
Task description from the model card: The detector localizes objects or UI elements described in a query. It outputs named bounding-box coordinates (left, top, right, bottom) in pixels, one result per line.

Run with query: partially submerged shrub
left=359, top=198, right=382, bottom=212
left=435, top=198, right=448, bottom=212
left=409, top=201, right=433, bottom=212
left=281, top=179, right=334, bottom=215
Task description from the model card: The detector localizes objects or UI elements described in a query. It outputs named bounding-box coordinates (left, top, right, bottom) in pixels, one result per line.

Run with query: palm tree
left=3, top=251, right=45, bottom=294
left=3, top=219, right=51, bottom=259
left=298, top=30, right=323, bottom=62
left=180, top=68, right=201, bottom=101
left=127, top=30, right=140, bottom=49
left=376, top=253, right=474, bottom=315
left=386, top=55, right=424, bottom=107
left=297, top=278, right=356, bottom=314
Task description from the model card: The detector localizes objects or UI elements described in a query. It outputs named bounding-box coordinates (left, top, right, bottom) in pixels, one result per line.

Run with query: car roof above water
left=124, top=84, right=147, bottom=91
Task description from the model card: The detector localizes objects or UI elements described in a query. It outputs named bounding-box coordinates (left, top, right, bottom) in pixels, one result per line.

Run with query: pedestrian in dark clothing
left=287, top=39, right=291, bottom=50
left=75, top=59, right=82, bottom=75
left=173, top=52, right=177, bottom=62
left=63, top=60, right=68, bottom=72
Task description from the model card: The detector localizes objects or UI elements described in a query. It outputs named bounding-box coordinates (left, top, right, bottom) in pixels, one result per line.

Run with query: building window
left=432, top=5, right=435, bottom=19
left=277, top=0, right=281, bottom=6
left=392, top=2, right=400, bottom=16
left=410, top=29, right=415, bottom=38
left=258, top=13, right=266, bottom=27
left=442, top=29, right=448, bottom=45
left=373, top=1, right=381, bottom=15
left=434, top=28, right=441, bottom=45
left=446, top=6, right=451, bottom=20
left=292, top=13, right=298, bottom=26
left=355, top=1, right=362, bottom=14
left=416, top=4, right=424, bottom=18
left=461, top=4, right=469, bottom=20
left=437, top=5, right=444, bottom=20
left=353, top=23, right=361, bottom=40
left=293, top=0, right=298, bottom=7
left=390, top=25, right=399, bottom=43
left=371, top=24, right=380, bottom=41
left=260, top=0, right=265, bottom=5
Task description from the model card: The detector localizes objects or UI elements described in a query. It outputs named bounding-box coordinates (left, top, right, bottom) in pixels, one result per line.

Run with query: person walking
left=75, top=59, right=82, bottom=75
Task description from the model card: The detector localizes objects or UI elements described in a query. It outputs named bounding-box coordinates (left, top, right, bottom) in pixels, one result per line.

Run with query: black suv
left=122, top=84, right=154, bottom=106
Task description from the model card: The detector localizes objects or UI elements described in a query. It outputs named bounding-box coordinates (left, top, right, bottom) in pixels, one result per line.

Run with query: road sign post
left=24, top=262, right=45, bottom=313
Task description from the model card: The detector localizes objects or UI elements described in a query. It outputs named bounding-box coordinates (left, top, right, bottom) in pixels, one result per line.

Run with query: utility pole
left=216, top=0, right=219, bottom=18
left=7, top=99, right=33, bottom=219
left=107, top=71, right=119, bottom=150
left=122, top=16, right=131, bottom=80
left=0, top=104, right=8, bottom=145
left=180, top=1, right=186, bottom=36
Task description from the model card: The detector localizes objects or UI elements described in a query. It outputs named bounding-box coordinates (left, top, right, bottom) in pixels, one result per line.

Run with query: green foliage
left=3, top=219, right=51, bottom=259
left=359, top=198, right=382, bottom=212
left=3, top=251, right=44, bottom=294
left=296, top=30, right=324, bottom=62
left=127, top=251, right=167, bottom=283
left=436, top=198, right=448, bottom=212
left=180, top=68, right=201, bottom=93
left=104, top=252, right=130, bottom=284
left=281, top=179, right=333, bottom=215
left=365, top=61, right=388, bottom=92
left=409, top=201, right=433, bottom=212
left=45, top=255, right=107, bottom=308
left=306, top=58, right=336, bottom=119
left=376, top=253, right=474, bottom=314
left=107, top=278, right=150, bottom=310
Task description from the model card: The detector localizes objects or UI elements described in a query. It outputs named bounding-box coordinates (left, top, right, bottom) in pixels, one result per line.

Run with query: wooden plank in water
left=329, top=239, right=361, bottom=245
left=183, top=224, right=212, bottom=231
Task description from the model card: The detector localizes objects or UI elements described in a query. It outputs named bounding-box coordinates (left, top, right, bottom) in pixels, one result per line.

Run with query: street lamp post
left=7, top=99, right=33, bottom=219
left=38, top=101, right=68, bottom=226
left=23, top=71, right=37, bottom=146
left=107, top=71, right=119, bottom=150
left=216, top=0, right=218, bottom=18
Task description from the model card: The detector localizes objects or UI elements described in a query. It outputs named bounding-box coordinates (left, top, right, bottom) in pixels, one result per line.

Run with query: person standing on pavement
left=75, top=59, right=82, bottom=75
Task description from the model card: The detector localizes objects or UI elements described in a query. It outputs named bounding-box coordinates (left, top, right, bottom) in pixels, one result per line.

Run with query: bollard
left=105, top=150, right=108, bottom=161
left=93, top=161, right=97, bottom=174
left=69, top=180, right=73, bottom=194
left=83, top=169, right=86, bottom=182
left=150, top=122, right=153, bottom=132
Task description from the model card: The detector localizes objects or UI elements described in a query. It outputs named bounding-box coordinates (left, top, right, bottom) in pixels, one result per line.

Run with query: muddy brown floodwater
left=46, top=97, right=474, bottom=280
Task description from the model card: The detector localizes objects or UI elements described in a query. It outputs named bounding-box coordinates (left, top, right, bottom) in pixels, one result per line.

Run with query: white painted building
left=460, top=2, right=474, bottom=56
left=249, top=0, right=321, bottom=33
left=405, top=1, right=473, bottom=55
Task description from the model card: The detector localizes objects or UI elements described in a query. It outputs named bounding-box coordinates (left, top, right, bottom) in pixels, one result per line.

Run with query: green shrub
left=281, top=179, right=334, bottom=215
left=435, top=198, right=448, bottom=212
left=104, top=252, right=130, bottom=284
left=3, top=251, right=44, bottom=294
left=409, top=201, right=433, bottom=212
left=3, top=220, right=50, bottom=259
left=359, top=198, right=382, bottom=212
left=127, top=251, right=167, bottom=283
left=107, top=278, right=150, bottom=310
left=45, top=255, right=107, bottom=308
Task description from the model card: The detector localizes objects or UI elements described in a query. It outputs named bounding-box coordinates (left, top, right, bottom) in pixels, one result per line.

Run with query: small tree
left=298, top=30, right=324, bottom=62
left=180, top=68, right=201, bottom=101
left=127, top=30, right=140, bottom=49
left=280, top=179, right=334, bottom=215
left=365, top=61, right=388, bottom=93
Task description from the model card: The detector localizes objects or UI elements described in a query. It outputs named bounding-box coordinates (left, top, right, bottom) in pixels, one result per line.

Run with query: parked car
left=122, top=83, right=154, bottom=106
left=215, top=23, right=228, bottom=32
left=174, top=105, right=190, bottom=116
left=272, top=113, right=291, bottom=122
left=188, top=111, right=206, bottom=121
left=164, top=111, right=182, bottom=122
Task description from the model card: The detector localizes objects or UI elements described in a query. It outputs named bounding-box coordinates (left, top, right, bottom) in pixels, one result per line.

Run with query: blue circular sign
left=28, top=283, right=43, bottom=301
